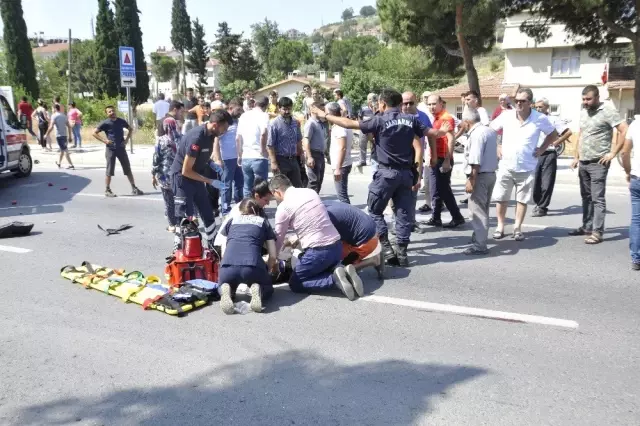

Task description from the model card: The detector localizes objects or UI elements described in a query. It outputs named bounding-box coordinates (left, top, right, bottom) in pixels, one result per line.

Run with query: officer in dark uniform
left=170, top=109, right=232, bottom=250
left=312, top=88, right=448, bottom=266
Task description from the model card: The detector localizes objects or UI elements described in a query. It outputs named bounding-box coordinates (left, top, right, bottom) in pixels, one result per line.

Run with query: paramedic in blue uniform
left=170, top=109, right=232, bottom=250
left=217, top=198, right=277, bottom=315
left=312, top=88, right=448, bottom=267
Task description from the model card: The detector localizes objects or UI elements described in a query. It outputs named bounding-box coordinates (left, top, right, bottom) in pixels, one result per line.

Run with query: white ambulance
left=0, top=90, right=32, bottom=177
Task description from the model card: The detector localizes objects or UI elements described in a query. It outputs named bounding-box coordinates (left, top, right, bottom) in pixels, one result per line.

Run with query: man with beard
left=170, top=109, right=232, bottom=250
left=267, top=97, right=303, bottom=187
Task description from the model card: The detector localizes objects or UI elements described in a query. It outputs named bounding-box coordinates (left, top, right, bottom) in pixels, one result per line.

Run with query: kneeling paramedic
left=218, top=198, right=277, bottom=315
left=325, top=201, right=379, bottom=267
left=170, top=109, right=232, bottom=250
left=270, top=174, right=363, bottom=301
left=311, top=89, right=449, bottom=267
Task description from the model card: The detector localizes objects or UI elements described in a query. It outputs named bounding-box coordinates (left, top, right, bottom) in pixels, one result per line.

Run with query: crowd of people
left=17, top=81, right=639, bottom=313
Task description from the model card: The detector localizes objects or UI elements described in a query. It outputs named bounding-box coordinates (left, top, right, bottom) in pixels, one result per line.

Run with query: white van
left=0, top=93, right=32, bottom=177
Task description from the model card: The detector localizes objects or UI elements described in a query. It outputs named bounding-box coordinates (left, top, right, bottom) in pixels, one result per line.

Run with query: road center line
left=271, top=284, right=578, bottom=329
left=0, top=245, right=32, bottom=253
left=74, top=193, right=164, bottom=202
left=361, top=294, right=579, bottom=329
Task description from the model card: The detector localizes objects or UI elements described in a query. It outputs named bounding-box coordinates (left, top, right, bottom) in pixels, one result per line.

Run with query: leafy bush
left=74, top=96, right=121, bottom=124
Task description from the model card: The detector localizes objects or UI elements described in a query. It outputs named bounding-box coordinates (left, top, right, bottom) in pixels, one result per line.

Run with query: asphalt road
left=0, top=165, right=638, bottom=425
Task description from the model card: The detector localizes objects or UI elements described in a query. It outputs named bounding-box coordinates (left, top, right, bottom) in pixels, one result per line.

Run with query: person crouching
left=217, top=198, right=277, bottom=314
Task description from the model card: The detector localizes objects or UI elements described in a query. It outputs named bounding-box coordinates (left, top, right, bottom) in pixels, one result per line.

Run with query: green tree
left=250, top=18, right=281, bottom=69
left=221, top=80, right=257, bottom=102
left=34, top=57, right=67, bottom=103
left=211, top=22, right=243, bottom=84
left=342, top=7, right=355, bottom=21
left=52, top=40, right=99, bottom=96
left=114, top=0, right=150, bottom=104
left=94, top=0, right=119, bottom=98
left=268, top=39, right=313, bottom=74
left=236, top=39, right=261, bottom=83
left=378, top=0, right=500, bottom=101
left=504, top=0, right=640, bottom=111
left=0, top=0, right=39, bottom=98
left=170, top=0, right=192, bottom=94
left=186, top=18, right=209, bottom=94
left=360, top=5, right=377, bottom=17
left=150, top=53, right=179, bottom=83
left=328, top=36, right=382, bottom=72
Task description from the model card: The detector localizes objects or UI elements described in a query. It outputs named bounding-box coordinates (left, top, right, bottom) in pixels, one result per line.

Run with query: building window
left=206, top=70, right=214, bottom=78
left=456, top=105, right=463, bottom=120
left=551, top=48, right=580, bottom=77
left=549, top=104, right=560, bottom=115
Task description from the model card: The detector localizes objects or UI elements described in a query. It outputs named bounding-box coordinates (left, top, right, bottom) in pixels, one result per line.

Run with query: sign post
left=119, top=46, right=137, bottom=154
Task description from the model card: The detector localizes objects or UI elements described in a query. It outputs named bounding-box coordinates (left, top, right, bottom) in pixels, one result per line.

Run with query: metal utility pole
left=67, top=29, right=72, bottom=104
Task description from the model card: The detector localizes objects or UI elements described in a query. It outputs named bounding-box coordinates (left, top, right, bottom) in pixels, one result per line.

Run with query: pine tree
left=114, top=0, right=150, bottom=104
left=186, top=19, right=209, bottom=95
left=94, top=0, right=119, bottom=98
left=211, top=22, right=242, bottom=84
left=171, top=0, right=192, bottom=95
left=236, top=40, right=260, bottom=83
left=0, top=0, right=39, bottom=98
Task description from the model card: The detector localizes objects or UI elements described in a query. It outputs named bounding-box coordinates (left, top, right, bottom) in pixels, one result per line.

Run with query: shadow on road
left=10, top=351, right=487, bottom=425
left=0, top=171, right=91, bottom=218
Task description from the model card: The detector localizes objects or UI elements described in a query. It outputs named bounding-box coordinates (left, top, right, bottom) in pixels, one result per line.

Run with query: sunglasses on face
left=403, top=101, right=415, bottom=106
left=515, top=99, right=529, bottom=104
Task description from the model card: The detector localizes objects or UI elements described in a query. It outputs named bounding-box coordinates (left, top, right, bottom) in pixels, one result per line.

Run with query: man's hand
left=599, top=152, right=616, bottom=165
left=465, top=179, right=474, bottom=194
left=152, top=176, right=158, bottom=189
left=237, top=157, right=242, bottom=167
left=333, top=168, right=342, bottom=181
left=269, top=261, right=279, bottom=275
left=306, top=156, right=315, bottom=168
left=412, top=180, right=422, bottom=192
left=626, top=173, right=631, bottom=184
left=534, top=147, right=545, bottom=158
left=311, top=106, right=326, bottom=119
left=215, top=159, right=223, bottom=169
left=430, top=157, right=437, bottom=168
left=271, top=163, right=280, bottom=174
left=497, top=145, right=502, bottom=160
left=441, top=158, right=452, bottom=173
left=570, top=158, right=579, bottom=170
left=440, top=121, right=451, bottom=133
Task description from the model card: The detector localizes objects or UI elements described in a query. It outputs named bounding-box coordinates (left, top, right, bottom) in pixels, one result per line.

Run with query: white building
left=147, top=48, right=220, bottom=99
left=502, top=12, right=634, bottom=131
left=254, top=71, right=341, bottom=103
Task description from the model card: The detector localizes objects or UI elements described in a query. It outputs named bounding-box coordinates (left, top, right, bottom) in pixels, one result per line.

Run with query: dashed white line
left=0, top=245, right=32, bottom=254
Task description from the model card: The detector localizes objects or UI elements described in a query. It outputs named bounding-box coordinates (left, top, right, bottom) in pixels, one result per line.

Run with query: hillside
left=311, top=15, right=383, bottom=40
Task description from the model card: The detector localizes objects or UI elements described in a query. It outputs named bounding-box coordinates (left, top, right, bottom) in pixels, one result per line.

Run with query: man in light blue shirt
left=215, top=106, right=244, bottom=215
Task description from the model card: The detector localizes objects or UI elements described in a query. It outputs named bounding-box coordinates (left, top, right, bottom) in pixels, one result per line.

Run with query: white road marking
left=361, top=295, right=579, bottom=329
left=272, top=283, right=577, bottom=329
left=0, top=245, right=32, bottom=254
left=74, top=193, right=163, bottom=202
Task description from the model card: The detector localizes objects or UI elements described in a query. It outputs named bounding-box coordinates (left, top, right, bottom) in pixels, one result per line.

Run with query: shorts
left=342, top=236, right=379, bottom=264
left=492, top=169, right=534, bottom=204
left=105, top=147, right=132, bottom=177
left=56, top=136, right=68, bottom=151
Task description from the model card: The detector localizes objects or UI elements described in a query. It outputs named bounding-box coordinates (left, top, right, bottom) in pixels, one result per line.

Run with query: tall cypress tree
left=94, top=0, right=119, bottom=98
left=114, top=0, right=150, bottom=104
left=0, top=0, right=39, bottom=98
left=170, top=0, right=192, bottom=95
left=186, top=19, right=209, bottom=95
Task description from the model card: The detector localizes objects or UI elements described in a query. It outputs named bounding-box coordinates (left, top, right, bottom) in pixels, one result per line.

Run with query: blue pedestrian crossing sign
left=119, top=46, right=137, bottom=88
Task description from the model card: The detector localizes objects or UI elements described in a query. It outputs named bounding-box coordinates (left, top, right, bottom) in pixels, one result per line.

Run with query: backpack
left=37, top=110, right=48, bottom=128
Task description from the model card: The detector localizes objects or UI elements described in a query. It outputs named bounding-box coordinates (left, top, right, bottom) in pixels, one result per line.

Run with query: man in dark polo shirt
left=182, top=88, right=199, bottom=134
left=170, top=109, right=232, bottom=249
left=93, top=106, right=143, bottom=197
left=267, top=96, right=303, bottom=187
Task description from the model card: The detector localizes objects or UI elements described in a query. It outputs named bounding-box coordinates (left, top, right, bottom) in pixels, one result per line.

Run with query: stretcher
left=60, top=261, right=213, bottom=316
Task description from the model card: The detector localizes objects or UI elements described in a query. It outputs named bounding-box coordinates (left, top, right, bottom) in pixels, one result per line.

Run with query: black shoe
left=460, top=198, right=469, bottom=205
left=532, top=208, right=547, bottom=217
left=412, top=222, right=428, bottom=234
left=132, top=186, right=144, bottom=196
left=632, top=263, right=640, bottom=271
left=418, top=204, right=432, bottom=213
left=425, top=218, right=442, bottom=227
left=380, top=237, right=396, bottom=261
left=443, top=218, right=465, bottom=229
left=395, top=244, right=408, bottom=267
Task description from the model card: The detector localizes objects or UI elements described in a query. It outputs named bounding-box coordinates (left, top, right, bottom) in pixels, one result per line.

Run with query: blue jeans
left=288, top=241, right=343, bottom=292
left=72, top=124, right=82, bottom=147
left=241, top=158, right=269, bottom=198
left=334, top=165, right=351, bottom=203
left=630, top=176, right=640, bottom=264
left=221, top=158, right=244, bottom=214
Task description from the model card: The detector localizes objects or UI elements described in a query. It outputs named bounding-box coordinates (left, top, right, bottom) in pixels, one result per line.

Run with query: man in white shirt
left=327, top=102, right=353, bottom=203
left=621, top=116, right=640, bottom=270
left=489, top=87, right=559, bottom=241
left=152, top=93, right=170, bottom=135
left=236, top=96, right=270, bottom=198
left=465, top=90, right=490, bottom=125
left=532, top=98, right=573, bottom=217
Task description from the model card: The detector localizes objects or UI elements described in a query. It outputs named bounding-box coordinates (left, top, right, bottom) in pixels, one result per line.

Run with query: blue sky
left=6, top=0, right=375, bottom=54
